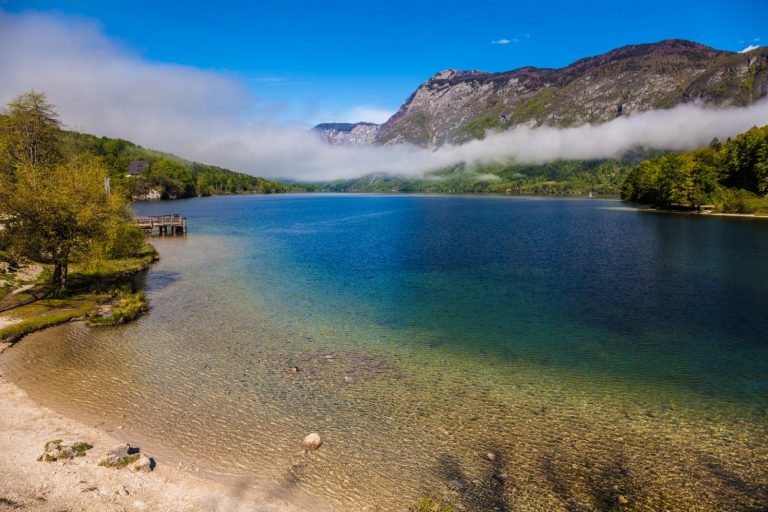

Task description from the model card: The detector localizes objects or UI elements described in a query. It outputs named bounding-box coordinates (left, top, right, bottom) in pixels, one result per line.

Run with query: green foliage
left=719, top=188, right=766, bottom=214
left=379, top=112, right=433, bottom=145
left=0, top=91, right=62, bottom=170
left=72, top=442, right=93, bottom=456
left=0, top=92, right=157, bottom=291
left=461, top=115, right=505, bottom=140
left=510, top=87, right=562, bottom=124
left=60, top=130, right=311, bottom=199
left=621, top=125, right=768, bottom=212
left=44, top=439, right=63, bottom=451
left=88, top=290, right=148, bottom=326
left=408, top=494, right=456, bottom=512
left=101, top=216, right=146, bottom=260
left=0, top=307, right=91, bottom=343
left=0, top=246, right=157, bottom=343
left=98, top=453, right=140, bottom=468
left=70, top=243, right=158, bottom=292
left=325, top=159, right=629, bottom=196
left=0, top=152, right=131, bottom=290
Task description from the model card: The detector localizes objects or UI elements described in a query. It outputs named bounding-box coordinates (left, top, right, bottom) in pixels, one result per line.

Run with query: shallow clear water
left=2, top=195, right=768, bottom=511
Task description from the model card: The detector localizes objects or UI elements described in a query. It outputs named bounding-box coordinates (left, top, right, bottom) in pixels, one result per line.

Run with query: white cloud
left=492, top=38, right=514, bottom=45
left=739, top=44, right=760, bottom=53
left=1, top=10, right=767, bottom=182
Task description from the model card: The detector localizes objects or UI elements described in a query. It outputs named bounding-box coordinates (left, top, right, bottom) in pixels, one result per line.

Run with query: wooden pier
left=135, top=214, right=187, bottom=235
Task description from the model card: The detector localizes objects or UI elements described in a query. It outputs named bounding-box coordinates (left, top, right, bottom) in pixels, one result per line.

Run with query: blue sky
left=3, top=0, right=766, bottom=123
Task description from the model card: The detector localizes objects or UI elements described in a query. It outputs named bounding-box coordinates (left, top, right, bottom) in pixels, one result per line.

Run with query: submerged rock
left=278, top=350, right=397, bottom=386
left=303, top=432, right=322, bottom=450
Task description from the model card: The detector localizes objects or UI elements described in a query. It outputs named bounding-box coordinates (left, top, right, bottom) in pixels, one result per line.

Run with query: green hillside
left=62, top=130, right=313, bottom=199
left=323, top=158, right=634, bottom=196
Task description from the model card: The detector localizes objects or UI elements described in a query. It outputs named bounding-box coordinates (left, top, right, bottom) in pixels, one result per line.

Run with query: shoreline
left=0, top=366, right=308, bottom=511
left=0, top=247, right=305, bottom=510
left=0, top=244, right=158, bottom=347
left=628, top=205, right=768, bottom=219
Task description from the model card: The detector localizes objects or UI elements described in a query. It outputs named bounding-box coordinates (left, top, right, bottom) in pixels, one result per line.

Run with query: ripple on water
left=2, top=196, right=768, bottom=511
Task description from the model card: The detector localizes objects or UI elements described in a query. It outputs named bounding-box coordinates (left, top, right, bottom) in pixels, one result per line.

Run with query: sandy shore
left=0, top=373, right=308, bottom=512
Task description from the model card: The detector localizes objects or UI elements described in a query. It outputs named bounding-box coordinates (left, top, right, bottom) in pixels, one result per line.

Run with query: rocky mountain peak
left=375, top=39, right=766, bottom=146
left=315, top=39, right=767, bottom=148
left=312, top=122, right=380, bottom=145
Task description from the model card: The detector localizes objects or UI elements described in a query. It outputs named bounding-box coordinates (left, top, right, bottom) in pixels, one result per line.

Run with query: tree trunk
left=51, top=252, right=69, bottom=292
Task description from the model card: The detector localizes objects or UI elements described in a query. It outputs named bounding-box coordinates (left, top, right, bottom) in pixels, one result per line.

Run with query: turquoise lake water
left=2, top=195, right=767, bottom=511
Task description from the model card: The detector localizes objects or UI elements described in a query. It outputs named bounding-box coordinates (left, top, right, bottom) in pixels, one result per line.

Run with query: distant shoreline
left=132, top=191, right=622, bottom=202
left=634, top=206, right=768, bottom=219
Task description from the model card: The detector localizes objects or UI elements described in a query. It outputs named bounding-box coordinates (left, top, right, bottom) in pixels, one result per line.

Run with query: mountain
left=312, top=122, right=380, bottom=145
left=319, top=40, right=768, bottom=147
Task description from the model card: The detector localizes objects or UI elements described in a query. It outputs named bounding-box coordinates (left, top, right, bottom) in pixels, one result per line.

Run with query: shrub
left=408, top=494, right=456, bottom=512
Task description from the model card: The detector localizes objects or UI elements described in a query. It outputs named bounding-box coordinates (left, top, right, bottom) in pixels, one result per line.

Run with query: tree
left=0, top=155, right=131, bottom=290
left=1, top=91, right=62, bottom=170
left=0, top=92, right=139, bottom=291
left=620, top=124, right=768, bottom=212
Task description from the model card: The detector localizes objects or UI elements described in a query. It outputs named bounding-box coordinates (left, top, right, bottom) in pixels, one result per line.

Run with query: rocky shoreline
left=0, top=373, right=310, bottom=511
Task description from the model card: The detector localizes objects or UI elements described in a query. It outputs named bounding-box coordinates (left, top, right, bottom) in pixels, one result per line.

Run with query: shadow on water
left=146, top=270, right=182, bottom=292
left=541, top=451, right=639, bottom=512
left=697, top=453, right=768, bottom=512
left=435, top=452, right=509, bottom=512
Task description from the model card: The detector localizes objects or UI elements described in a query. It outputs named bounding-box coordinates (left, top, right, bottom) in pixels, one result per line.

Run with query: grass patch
left=98, top=453, right=140, bottom=469
left=408, top=494, right=456, bottom=512
left=0, top=308, right=91, bottom=343
left=68, top=243, right=158, bottom=293
left=38, top=440, right=92, bottom=462
left=0, top=285, right=11, bottom=302
left=0, top=243, right=157, bottom=342
left=44, top=439, right=63, bottom=451
left=72, top=442, right=93, bottom=456
left=88, top=290, right=148, bottom=326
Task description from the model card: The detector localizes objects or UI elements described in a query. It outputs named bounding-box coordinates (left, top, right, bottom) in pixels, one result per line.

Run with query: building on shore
left=127, top=160, right=149, bottom=177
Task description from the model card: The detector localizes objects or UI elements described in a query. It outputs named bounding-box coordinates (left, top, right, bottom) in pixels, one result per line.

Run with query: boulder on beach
left=303, top=432, right=322, bottom=450
left=98, top=443, right=153, bottom=471
left=130, top=453, right=154, bottom=473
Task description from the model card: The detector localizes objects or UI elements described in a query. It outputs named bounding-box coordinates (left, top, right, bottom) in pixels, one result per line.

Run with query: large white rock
left=129, top=453, right=153, bottom=473
left=302, top=432, right=322, bottom=450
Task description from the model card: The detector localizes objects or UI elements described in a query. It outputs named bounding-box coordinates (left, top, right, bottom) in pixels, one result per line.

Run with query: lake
left=2, top=194, right=767, bottom=511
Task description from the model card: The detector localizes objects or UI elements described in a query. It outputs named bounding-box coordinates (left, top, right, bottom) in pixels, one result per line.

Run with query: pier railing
left=135, top=214, right=187, bottom=234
